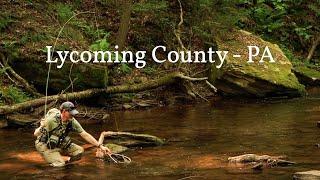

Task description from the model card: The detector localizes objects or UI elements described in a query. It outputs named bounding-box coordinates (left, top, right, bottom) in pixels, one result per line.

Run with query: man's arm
left=34, top=127, right=41, bottom=137
left=80, top=131, right=112, bottom=154
left=98, top=131, right=113, bottom=145
left=80, top=131, right=100, bottom=147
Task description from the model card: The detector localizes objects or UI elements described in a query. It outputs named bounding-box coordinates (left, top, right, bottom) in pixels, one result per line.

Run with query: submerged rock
left=209, top=29, right=305, bottom=98
left=293, top=170, right=320, bottom=180
left=104, top=143, right=128, bottom=154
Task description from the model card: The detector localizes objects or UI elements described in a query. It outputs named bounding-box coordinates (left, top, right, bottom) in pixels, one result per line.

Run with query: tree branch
left=307, top=35, right=320, bottom=61
left=0, top=72, right=209, bottom=115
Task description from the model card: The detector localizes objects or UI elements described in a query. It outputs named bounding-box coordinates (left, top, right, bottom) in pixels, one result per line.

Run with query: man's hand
left=34, top=119, right=46, bottom=137
left=40, top=119, right=46, bottom=127
left=99, top=145, right=112, bottom=155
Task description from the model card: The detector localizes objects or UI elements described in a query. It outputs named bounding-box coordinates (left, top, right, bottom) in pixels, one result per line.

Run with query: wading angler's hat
left=60, top=101, right=79, bottom=116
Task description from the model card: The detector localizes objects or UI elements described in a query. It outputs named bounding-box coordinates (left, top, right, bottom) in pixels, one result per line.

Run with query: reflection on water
left=0, top=95, right=319, bottom=179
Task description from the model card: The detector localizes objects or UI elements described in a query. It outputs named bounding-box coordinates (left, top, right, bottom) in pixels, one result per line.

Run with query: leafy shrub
left=0, top=14, right=14, bottom=31
left=132, top=0, right=168, bottom=12
left=56, top=3, right=74, bottom=22
left=0, top=85, right=30, bottom=104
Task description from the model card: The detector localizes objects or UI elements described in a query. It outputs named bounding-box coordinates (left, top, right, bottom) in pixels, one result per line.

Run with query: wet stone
left=293, top=170, right=320, bottom=180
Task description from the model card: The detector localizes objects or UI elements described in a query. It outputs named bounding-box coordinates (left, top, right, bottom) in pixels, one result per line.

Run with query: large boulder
left=209, top=29, right=305, bottom=98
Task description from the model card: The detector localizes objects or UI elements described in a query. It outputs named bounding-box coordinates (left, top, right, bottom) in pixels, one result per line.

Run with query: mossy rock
left=9, top=59, right=108, bottom=94
left=6, top=114, right=38, bottom=127
left=209, top=29, right=305, bottom=98
left=104, top=143, right=128, bottom=154
left=293, top=66, right=320, bottom=86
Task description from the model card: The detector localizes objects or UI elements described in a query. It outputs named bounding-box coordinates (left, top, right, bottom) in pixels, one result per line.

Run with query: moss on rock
left=210, top=29, right=305, bottom=98
left=293, top=66, right=320, bottom=86
left=104, top=143, right=128, bottom=154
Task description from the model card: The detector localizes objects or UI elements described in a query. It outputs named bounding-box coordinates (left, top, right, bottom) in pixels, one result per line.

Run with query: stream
left=0, top=90, right=319, bottom=179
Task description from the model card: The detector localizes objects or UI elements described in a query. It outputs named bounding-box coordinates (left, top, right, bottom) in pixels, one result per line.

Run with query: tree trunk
left=307, top=35, right=320, bottom=61
left=100, top=131, right=165, bottom=147
left=116, top=0, right=133, bottom=51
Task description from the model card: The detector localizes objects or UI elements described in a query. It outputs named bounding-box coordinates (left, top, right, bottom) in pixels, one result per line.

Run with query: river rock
left=209, top=29, right=305, bottom=98
left=293, top=66, right=320, bottom=86
left=6, top=114, right=38, bottom=127
left=104, top=143, right=128, bottom=154
left=293, top=170, right=320, bottom=180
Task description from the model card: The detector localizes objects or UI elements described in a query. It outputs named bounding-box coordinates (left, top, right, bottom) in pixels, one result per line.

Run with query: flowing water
left=0, top=91, right=319, bottom=179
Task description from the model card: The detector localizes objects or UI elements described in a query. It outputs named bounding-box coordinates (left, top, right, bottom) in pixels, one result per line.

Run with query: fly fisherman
left=34, top=101, right=112, bottom=167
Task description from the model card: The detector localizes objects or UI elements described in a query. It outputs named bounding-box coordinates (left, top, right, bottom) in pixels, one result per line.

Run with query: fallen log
left=84, top=131, right=163, bottom=153
left=228, top=154, right=285, bottom=163
left=0, top=53, right=41, bottom=97
left=99, top=131, right=165, bottom=147
left=0, top=72, right=214, bottom=115
left=228, top=154, right=295, bottom=169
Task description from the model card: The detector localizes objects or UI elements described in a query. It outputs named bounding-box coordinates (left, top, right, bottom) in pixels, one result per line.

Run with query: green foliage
left=279, top=44, right=302, bottom=65
left=39, top=44, right=69, bottom=53
left=120, top=93, right=135, bottom=102
left=238, top=0, right=320, bottom=62
left=248, top=2, right=287, bottom=33
left=0, top=66, right=9, bottom=75
left=133, top=0, right=168, bottom=12
left=55, top=44, right=70, bottom=51
left=308, top=3, right=320, bottom=17
left=71, top=20, right=108, bottom=40
left=142, top=66, right=156, bottom=75
left=119, top=64, right=132, bottom=74
left=2, top=41, right=19, bottom=58
left=20, top=32, right=48, bottom=44
left=192, top=22, right=214, bottom=40
left=0, top=14, right=14, bottom=31
left=55, top=3, right=74, bottom=22
left=53, top=2, right=107, bottom=40
left=295, top=66, right=320, bottom=79
left=89, top=36, right=110, bottom=51
left=0, top=85, right=30, bottom=104
left=74, top=0, right=82, bottom=8
left=294, top=26, right=313, bottom=40
left=89, top=35, right=128, bottom=70
left=198, top=0, right=213, bottom=7
left=280, top=44, right=317, bottom=67
left=89, top=35, right=116, bottom=62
